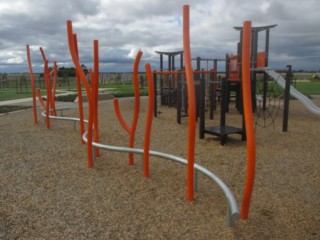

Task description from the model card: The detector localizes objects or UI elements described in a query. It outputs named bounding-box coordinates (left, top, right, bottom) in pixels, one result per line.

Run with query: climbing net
left=254, top=73, right=282, bottom=129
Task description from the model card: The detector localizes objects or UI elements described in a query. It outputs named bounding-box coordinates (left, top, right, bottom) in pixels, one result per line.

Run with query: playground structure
left=199, top=24, right=281, bottom=142
left=153, top=22, right=300, bottom=142
left=26, top=5, right=262, bottom=227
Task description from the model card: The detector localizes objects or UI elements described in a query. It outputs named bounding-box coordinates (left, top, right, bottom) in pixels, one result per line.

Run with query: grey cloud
left=0, top=0, right=320, bottom=73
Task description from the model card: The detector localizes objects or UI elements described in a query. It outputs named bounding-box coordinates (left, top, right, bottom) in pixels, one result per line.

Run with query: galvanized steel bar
left=43, top=111, right=240, bottom=226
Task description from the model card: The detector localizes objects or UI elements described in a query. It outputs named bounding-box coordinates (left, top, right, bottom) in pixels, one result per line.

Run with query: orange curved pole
left=26, top=45, right=38, bottom=124
left=73, top=33, right=85, bottom=144
left=39, top=47, right=47, bottom=62
left=128, top=50, right=142, bottom=164
left=183, top=5, right=196, bottom=201
left=66, top=21, right=92, bottom=98
left=43, top=60, right=51, bottom=129
left=113, top=98, right=131, bottom=134
left=39, top=47, right=57, bottom=117
left=66, top=20, right=94, bottom=168
left=93, top=40, right=100, bottom=157
left=240, top=20, right=256, bottom=220
left=143, top=63, right=155, bottom=177
left=86, top=69, right=95, bottom=168
left=37, top=88, right=46, bottom=109
left=112, top=51, right=143, bottom=165
left=51, top=61, right=58, bottom=116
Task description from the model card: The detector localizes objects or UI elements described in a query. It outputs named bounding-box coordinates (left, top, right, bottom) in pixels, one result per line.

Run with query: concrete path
left=0, top=97, right=34, bottom=106
left=0, top=97, right=82, bottom=109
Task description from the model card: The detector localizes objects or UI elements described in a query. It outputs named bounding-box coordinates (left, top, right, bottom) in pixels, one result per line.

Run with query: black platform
left=204, top=125, right=244, bottom=145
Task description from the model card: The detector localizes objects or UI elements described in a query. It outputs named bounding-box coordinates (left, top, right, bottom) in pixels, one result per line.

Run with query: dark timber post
left=196, top=57, right=201, bottom=119
left=220, top=77, right=227, bottom=127
left=153, top=72, right=158, bottom=117
left=209, top=59, right=217, bottom=119
left=199, top=75, right=206, bottom=139
left=283, top=65, right=292, bottom=132
left=159, top=53, right=163, bottom=105
left=177, top=73, right=182, bottom=124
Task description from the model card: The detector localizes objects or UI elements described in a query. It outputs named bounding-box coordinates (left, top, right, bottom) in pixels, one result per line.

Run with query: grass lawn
left=293, top=81, right=320, bottom=95
left=0, top=83, right=149, bottom=102
left=1, top=80, right=319, bottom=103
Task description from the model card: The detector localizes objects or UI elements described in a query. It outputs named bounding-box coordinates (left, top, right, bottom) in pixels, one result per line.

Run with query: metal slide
left=262, top=68, right=320, bottom=115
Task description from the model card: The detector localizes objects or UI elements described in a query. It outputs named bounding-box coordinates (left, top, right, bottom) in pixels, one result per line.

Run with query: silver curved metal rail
left=42, top=110, right=240, bottom=226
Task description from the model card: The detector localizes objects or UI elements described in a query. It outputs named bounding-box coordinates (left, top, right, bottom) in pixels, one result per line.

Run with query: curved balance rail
left=41, top=109, right=240, bottom=227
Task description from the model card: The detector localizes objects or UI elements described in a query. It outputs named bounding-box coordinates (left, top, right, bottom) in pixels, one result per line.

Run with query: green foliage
left=312, top=74, right=319, bottom=80
left=57, top=65, right=88, bottom=78
left=294, top=81, right=320, bottom=95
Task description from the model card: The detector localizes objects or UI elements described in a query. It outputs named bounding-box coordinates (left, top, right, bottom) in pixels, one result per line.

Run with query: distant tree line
left=49, top=64, right=89, bottom=78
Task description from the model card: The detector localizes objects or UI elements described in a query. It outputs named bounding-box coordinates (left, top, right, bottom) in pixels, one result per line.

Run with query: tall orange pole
left=183, top=5, right=196, bottom=201
left=26, top=44, right=38, bottom=124
left=93, top=40, right=100, bottom=157
left=240, top=20, right=256, bottom=219
left=87, top=69, right=94, bottom=168
left=43, top=60, right=51, bottom=129
left=128, top=50, right=142, bottom=165
left=73, top=33, right=85, bottom=144
left=143, top=64, right=155, bottom=177
left=66, top=20, right=94, bottom=168
left=51, top=61, right=58, bottom=116
left=113, top=51, right=142, bottom=165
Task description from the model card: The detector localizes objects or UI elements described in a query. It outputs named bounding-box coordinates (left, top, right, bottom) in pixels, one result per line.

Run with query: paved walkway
left=0, top=97, right=34, bottom=106
left=0, top=97, right=83, bottom=109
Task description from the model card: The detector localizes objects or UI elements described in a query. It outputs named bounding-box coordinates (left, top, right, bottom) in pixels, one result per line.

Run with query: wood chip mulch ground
left=0, top=97, right=319, bottom=239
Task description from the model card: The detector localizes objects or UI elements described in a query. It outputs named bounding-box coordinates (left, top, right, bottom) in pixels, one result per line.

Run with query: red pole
left=183, top=5, right=196, bottom=201
left=66, top=20, right=94, bottom=168
left=143, top=63, right=155, bottom=177
left=51, top=61, right=58, bottom=116
left=26, top=45, right=38, bottom=124
left=240, top=20, right=256, bottom=219
left=73, top=33, right=85, bottom=144
left=43, top=60, right=51, bottom=129
left=112, top=51, right=143, bottom=165
left=128, top=51, right=142, bottom=165
left=93, top=40, right=100, bottom=157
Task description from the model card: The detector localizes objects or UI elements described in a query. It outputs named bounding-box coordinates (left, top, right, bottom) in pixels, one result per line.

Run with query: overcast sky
left=0, top=0, right=319, bottom=73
